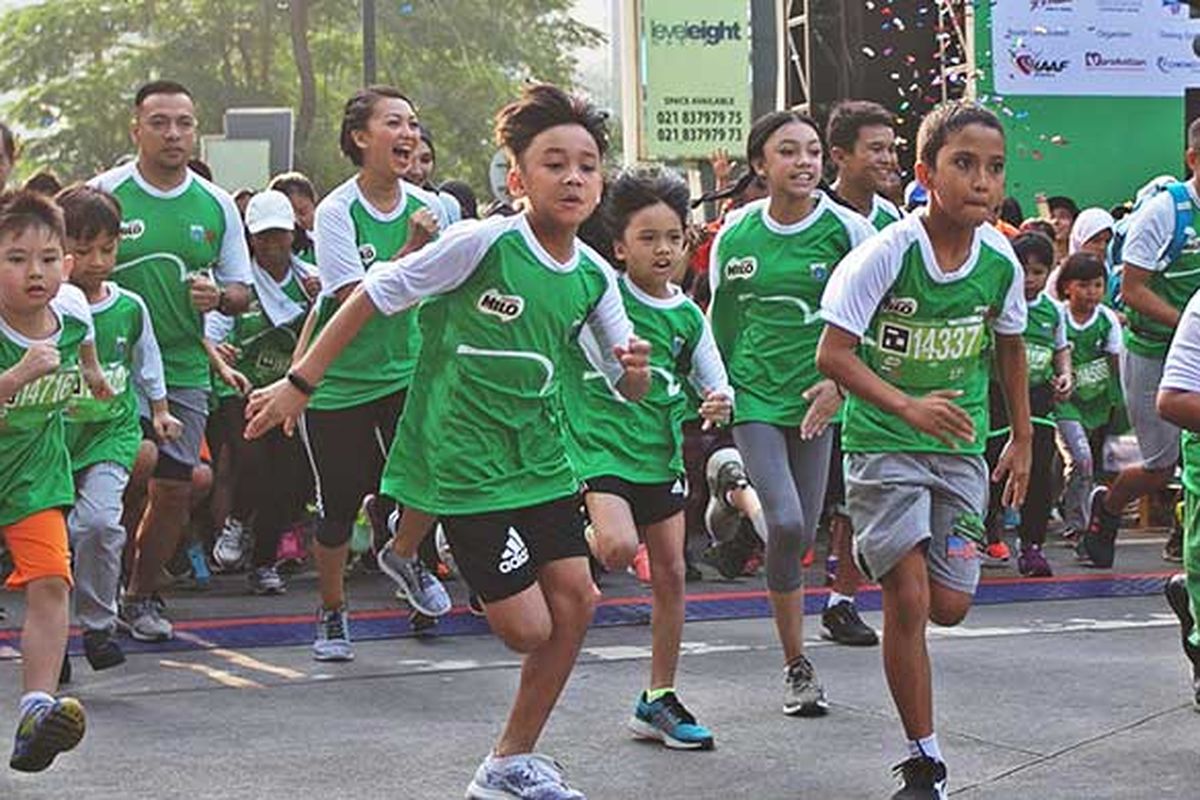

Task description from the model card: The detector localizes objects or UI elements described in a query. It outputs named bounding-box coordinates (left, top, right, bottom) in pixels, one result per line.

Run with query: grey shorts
left=1120, top=350, right=1180, bottom=471
left=844, top=451, right=987, bottom=595
left=150, top=387, right=209, bottom=470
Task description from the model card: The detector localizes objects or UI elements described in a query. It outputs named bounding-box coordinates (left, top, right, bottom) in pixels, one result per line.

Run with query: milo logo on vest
left=724, top=257, right=757, bottom=281
left=477, top=288, right=525, bottom=322
left=358, top=243, right=378, bottom=266
left=121, top=219, right=146, bottom=241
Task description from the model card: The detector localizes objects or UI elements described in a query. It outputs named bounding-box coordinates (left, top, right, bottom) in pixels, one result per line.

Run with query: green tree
left=0, top=0, right=602, bottom=197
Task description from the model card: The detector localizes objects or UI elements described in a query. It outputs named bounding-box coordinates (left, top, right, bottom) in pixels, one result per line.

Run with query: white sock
left=19, top=691, right=53, bottom=717
left=907, top=733, right=943, bottom=763
left=826, top=591, right=854, bottom=609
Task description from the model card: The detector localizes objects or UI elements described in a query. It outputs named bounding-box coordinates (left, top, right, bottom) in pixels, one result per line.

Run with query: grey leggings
left=732, top=423, right=832, bottom=592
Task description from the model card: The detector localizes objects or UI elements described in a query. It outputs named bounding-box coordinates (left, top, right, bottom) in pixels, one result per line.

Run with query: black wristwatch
left=215, top=285, right=231, bottom=314
left=286, top=371, right=317, bottom=396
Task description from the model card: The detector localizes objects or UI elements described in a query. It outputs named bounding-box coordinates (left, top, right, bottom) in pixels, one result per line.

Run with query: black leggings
left=985, top=383, right=1055, bottom=547
left=299, top=390, right=404, bottom=548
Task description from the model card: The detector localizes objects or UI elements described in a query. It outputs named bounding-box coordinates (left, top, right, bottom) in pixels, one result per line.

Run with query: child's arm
left=992, top=334, right=1033, bottom=507
left=203, top=336, right=252, bottom=398
left=0, top=344, right=60, bottom=402
left=291, top=303, right=320, bottom=365
left=77, top=340, right=115, bottom=400
left=686, top=321, right=733, bottom=428
left=1051, top=346, right=1073, bottom=402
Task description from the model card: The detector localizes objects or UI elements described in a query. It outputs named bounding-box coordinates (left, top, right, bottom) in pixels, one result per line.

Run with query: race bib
left=870, top=315, right=987, bottom=389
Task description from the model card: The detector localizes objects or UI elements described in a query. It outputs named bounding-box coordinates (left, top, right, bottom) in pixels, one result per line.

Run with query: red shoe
left=801, top=546, right=815, bottom=568
left=631, top=543, right=652, bottom=583
left=980, top=541, right=1011, bottom=568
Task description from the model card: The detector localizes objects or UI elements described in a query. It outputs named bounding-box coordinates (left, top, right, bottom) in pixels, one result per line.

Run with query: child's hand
left=401, top=208, right=440, bottom=255
left=245, top=378, right=309, bottom=439
left=82, top=366, right=115, bottom=400
left=16, top=343, right=60, bottom=384
left=300, top=273, right=322, bottom=298
left=153, top=409, right=184, bottom=442
left=899, top=390, right=975, bottom=448
left=800, top=379, right=843, bottom=440
left=614, top=336, right=652, bottom=401
left=993, top=434, right=1033, bottom=508
left=699, top=389, right=732, bottom=429
left=215, top=342, right=240, bottom=367
left=188, top=272, right=222, bottom=312
left=217, top=365, right=252, bottom=397
left=1051, top=371, right=1073, bottom=403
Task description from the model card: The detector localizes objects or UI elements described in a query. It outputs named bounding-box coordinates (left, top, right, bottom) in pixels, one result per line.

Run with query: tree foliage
left=0, top=0, right=602, bottom=197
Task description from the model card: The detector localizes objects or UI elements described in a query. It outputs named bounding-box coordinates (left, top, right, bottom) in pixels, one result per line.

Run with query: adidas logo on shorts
left=671, top=479, right=685, bottom=495
left=498, top=527, right=530, bottom=574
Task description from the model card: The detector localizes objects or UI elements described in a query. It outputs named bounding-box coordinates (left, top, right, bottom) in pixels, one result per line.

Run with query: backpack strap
left=1162, top=182, right=1193, bottom=265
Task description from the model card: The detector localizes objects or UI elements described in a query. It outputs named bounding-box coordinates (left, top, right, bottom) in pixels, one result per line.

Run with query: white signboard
left=993, top=0, right=1200, bottom=96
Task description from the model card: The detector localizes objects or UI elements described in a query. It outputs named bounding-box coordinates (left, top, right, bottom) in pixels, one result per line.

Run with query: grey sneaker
left=247, top=566, right=286, bottom=595
left=704, top=448, right=748, bottom=543
left=377, top=539, right=451, bottom=617
left=782, top=654, right=829, bottom=717
left=212, top=517, right=249, bottom=571
left=466, top=753, right=585, bottom=800
left=312, top=606, right=353, bottom=662
left=121, top=597, right=172, bottom=642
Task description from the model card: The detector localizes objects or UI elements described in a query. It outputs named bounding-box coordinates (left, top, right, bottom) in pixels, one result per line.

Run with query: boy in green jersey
left=983, top=232, right=1072, bottom=577
left=817, top=102, right=1032, bottom=799
left=57, top=185, right=180, bottom=673
left=828, top=99, right=904, bottom=231
left=1054, top=253, right=1123, bottom=557
left=1156, top=289, right=1200, bottom=711
left=561, top=166, right=732, bottom=752
left=0, top=191, right=92, bottom=772
left=247, top=85, right=650, bottom=800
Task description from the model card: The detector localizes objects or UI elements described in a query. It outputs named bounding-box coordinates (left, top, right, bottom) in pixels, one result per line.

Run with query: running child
left=982, top=231, right=1071, bottom=577
left=709, top=110, right=876, bottom=712
left=57, top=185, right=180, bottom=672
left=1054, top=252, right=1122, bottom=553
left=817, top=101, right=1031, bottom=798
left=561, top=166, right=732, bottom=751
left=245, top=84, right=650, bottom=800
left=0, top=190, right=96, bottom=771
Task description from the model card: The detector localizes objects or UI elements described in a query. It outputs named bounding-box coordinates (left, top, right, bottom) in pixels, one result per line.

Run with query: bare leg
left=21, top=577, right=70, bottom=694
left=583, top=493, right=638, bottom=570
left=769, top=587, right=806, bottom=664
left=830, top=513, right=864, bottom=596
left=390, top=508, right=438, bottom=559
left=880, top=548, right=933, bottom=739
left=315, top=542, right=350, bottom=610
left=1104, top=466, right=1173, bottom=516
left=127, top=477, right=190, bottom=597
left=643, top=512, right=686, bottom=689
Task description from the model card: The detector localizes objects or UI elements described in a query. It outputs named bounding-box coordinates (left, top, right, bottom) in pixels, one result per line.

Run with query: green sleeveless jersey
left=363, top=214, right=634, bottom=515
left=1123, top=183, right=1200, bottom=358
left=821, top=214, right=1026, bottom=455
left=308, top=177, right=445, bottom=410
left=91, top=164, right=252, bottom=390
left=0, top=287, right=92, bottom=525
left=1057, top=305, right=1122, bottom=430
left=210, top=263, right=312, bottom=399
left=65, top=285, right=165, bottom=472
left=561, top=276, right=729, bottom=483
left=710, top=194, right=875, bottom=427
left=1023, top=293, right=1067, bottom=388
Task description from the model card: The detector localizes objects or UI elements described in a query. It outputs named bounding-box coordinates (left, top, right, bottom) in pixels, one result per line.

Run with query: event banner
left=993, top=0, right=1200, bottom=97
left=641, top=0, right=752, bottom=160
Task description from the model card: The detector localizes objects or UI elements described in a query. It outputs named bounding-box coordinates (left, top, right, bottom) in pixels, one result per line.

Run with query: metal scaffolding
left=780, top=0, right=811, bottom=111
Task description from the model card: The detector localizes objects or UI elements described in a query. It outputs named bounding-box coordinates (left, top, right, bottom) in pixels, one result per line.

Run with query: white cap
left=245, top=190, right=296, bottom=234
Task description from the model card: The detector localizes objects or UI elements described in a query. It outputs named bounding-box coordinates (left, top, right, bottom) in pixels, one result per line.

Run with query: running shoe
left=630, top=543, right=652, bottom=583
left=362, top=493, right=393, bottom=553
left=186, top=541, right=211, bottom=589
left=248, top=565, right=286, bottom=595
left=1081, top=486, right=1118, bottom=568
left=701, top=519, right=760, bottom=580
left=821, top=600, right=879, bottom=646
left=742, top=550, right=763, bottom=576
left=120, top=596, right=173, bottom=642
left=212, top=516, right=249, bottom=571
left=1163, top=525, right=1184, bottom=564
left=378, top=538, right=452, bottom=617
left=466, top=752, right=585, bottom=800
left=628, top=691, right=714, bottom=750
left=979, top=541, right=1011, bottom=568
left=312, top=606, right=353, bottom=662
left=275, top=524, right=309, bottom=569
left=9, top=696, right=86, bottom=773
left=704, top=448, right=748, bottom=543
left=782, top=654, right=829, bottom=717
left=82, top=629, right=125, bottom=671
left=1017, top=544, right=1053, bottom=578
left=468, top=592, right=486, bottom=617
left=1164, top=573, right=1200, bottom=709
left=801, top=546, right=815, bottom=568
left=889, top=755, right=948, bottom=799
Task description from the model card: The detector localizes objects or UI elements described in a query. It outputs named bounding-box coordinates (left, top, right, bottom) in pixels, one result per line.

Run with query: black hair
left=135, top=80, right=193, bottom=108
left=826, top=100, right=894, bottom=153
left=1012, top=231, right=1054, bottom=271
left=188, top=158, right=213, bottom=182
left=1189, top=117, right=1200, bottom=151
left=494, top=84, right=609, bottom=163
left=1046, top=195, right=1079, bottom=218
left=691, top=170, right=766, bottom=209
left=22, top=170, right=62, bottom=197
left=999, top=196, right=1024, bottom=228
left=55, top=184, right=123, bottom=242
left=1021, top=218, right=1056, bottom=241
left=577, top=181, right=613, bottom=264
left=0, top=189, right=66, bottom=244
left=916, top=101, right=1004, bottom=168
left=339, top=85, right=415, bottom=167
left=417, top=124, right=436, bottom=163
left=0, top=121, right=14, bottom=162
left=1056, top=251, right=1106, bottom=298
left=269, top=171, right=318, bottom=204
left=1110, top=203, right=1131, bottom=222
left=747, top=110, right=822, bottom=170
left=438, top=180, right=478, bottom=220
left=606, top=166, right=690, bottom=239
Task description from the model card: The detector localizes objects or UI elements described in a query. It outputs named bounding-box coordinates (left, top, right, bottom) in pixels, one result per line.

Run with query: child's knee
left=492, top=613, right=553, bottom=654
left=929, top=589, right=972, bottom=627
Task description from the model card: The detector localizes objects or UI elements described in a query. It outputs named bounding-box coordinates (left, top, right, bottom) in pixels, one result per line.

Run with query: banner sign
left=641, top=0, right=752, bottom=160
left=993, top=0, right=1200, bottom=97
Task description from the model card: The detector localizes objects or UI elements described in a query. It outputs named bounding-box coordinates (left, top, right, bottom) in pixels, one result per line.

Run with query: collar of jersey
left=0, top=306, right=64, bottom=348
left=910, top=213, right=983, bottom=283
left=130, top=164, right=193, bottom=200
left=88, top=283, right=123, bottom=314
left=759, top=192, right=827, bottom=236
left=517, top=213, right=578, bottom=272
left=620, top=273, right=685, bottom=309
left=351, top=177, right=411, bottom=223
left=1065, top=304, right=1103, bottom=331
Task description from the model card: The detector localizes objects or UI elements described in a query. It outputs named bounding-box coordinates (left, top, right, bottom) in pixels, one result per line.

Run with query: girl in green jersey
left=709, top=111, right=875, bottom=716
left=246, top=85, right=650, bottom=800
left=562, top=167, right=732, bottom=751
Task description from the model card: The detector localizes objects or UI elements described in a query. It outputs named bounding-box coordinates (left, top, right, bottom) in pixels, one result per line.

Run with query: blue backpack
left=1108, top=181, right=1192, bottom=309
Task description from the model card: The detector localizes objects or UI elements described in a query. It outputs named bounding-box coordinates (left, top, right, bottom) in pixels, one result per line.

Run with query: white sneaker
left=121, top=597, right=173, bottom=642
left=212, top=517, right=249, bottom=571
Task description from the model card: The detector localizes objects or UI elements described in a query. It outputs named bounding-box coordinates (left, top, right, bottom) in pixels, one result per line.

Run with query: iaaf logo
left=477, top=288, right=525, bottom=322
left=1084, top=51, right=1146, bottom=70
left=1011, top=47, right=1068, bottom=76
left=649, top=19, right=742, bottom=46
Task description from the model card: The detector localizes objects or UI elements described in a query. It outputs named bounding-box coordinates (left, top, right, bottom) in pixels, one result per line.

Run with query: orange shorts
left=2, top=509, right=72, bottom=590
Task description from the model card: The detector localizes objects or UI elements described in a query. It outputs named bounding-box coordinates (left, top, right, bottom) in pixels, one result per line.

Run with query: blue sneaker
left=312, top=606, right=354, bottom=662
left=628, top=691, right=714, bottom=750
left=466, top=753, right=585, bottom=799
left=10, top=696, right=86, bottom=772
left=187, top=541, right=211, bottom=589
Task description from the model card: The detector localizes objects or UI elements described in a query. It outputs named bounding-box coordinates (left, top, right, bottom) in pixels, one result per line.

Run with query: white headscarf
left=1068, top=207, right=1115, bottom=255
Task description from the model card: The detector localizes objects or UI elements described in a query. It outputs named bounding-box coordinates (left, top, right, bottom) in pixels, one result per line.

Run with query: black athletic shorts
left=584, top=475, right=686, bottom=527
left=439, top=494, right=589, bottom=603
